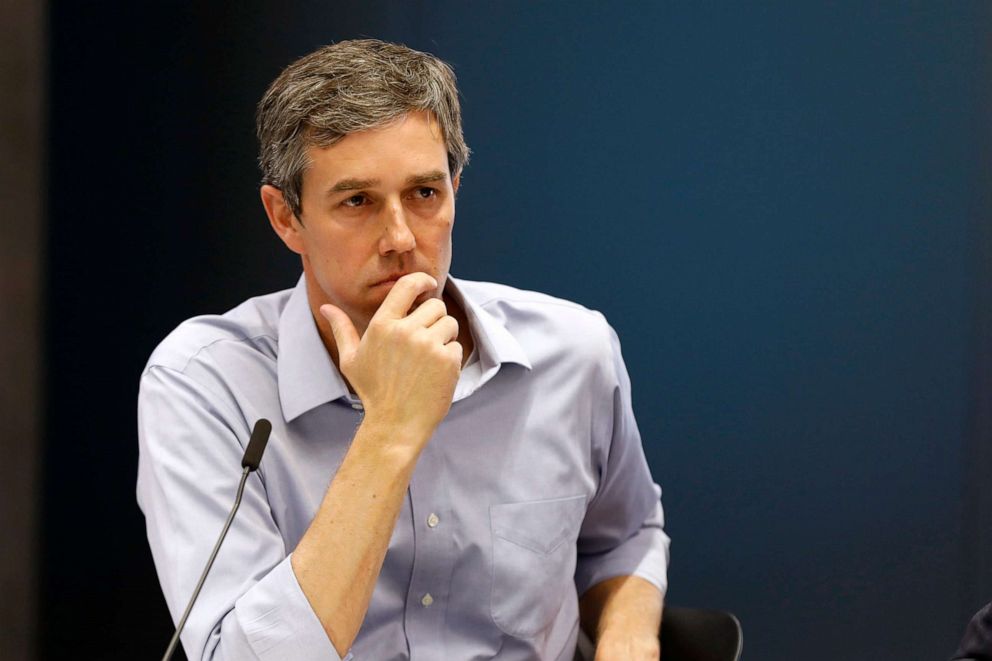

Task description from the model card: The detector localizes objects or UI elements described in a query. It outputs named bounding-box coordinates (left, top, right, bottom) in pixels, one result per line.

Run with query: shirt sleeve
left=574, top=322, right=671, bottom=599
left=137, top=364, right=347, bottom=661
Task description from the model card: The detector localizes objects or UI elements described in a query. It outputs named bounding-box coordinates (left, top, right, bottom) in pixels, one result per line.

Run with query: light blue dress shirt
left=137, top=275, right=669, bottom=661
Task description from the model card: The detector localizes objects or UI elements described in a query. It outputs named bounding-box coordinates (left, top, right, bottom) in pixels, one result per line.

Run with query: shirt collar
left=277, top=275, right=350, bottom=422
left=277, top=274, right=532, bottom=422
left=445, top=275, right=532, bottom=374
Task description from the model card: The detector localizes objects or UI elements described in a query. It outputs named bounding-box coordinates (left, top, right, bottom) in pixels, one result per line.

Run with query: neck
left=443, top=288, right=475, bottom=366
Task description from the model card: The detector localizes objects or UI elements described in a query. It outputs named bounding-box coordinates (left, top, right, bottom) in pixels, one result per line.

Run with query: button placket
left=404, top=441, right=450, bottom=660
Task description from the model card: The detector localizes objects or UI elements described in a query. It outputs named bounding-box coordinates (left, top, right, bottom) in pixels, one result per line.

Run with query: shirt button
left=427, top=513, right=440, bottom=528
left=421, top=593, right=434, bottom=607
left=350, top=402, right=363, bottom=411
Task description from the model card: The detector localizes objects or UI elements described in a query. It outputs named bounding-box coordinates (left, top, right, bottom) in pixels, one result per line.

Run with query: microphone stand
left=160, top=418, right=271, bottom=661
left=161, top=466, right=252, bottom=661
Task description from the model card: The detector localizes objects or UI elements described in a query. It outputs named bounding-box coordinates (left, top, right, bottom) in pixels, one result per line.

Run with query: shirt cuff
left=234, top=555, right=349, bottom=660
left=574, top=510, right=671, bottom=598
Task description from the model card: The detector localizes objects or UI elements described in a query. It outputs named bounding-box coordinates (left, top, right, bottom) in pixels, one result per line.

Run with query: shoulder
left=144, top=287, right=292, bottom=376
left=455, top=277, right=619, bottom=366
left=458, top=278, right=610, bottom=330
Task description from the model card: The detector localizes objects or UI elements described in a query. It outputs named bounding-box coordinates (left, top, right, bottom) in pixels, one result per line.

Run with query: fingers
left=319, top=304, right=360, bottom=359
left=406, top=297, right=447, bottom=328
left=444, top=340, right=463, bottom=364
left=403, top=295, right=460, bottom=348
left=427, top=314, right=459, bottom=344
left=374, top=272, right=438, bottom=321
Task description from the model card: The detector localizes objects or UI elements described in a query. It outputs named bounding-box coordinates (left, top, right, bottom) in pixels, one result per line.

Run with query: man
left=138, top=39, right=669, bottom=660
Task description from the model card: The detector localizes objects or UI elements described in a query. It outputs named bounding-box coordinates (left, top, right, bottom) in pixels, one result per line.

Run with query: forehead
left=305, top=111, right=449, bottom=185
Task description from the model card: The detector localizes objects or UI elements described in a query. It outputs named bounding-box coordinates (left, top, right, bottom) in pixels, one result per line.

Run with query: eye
left=342, top=193, right=369, bottom=208
left=414, top=187, right=437, bottom=200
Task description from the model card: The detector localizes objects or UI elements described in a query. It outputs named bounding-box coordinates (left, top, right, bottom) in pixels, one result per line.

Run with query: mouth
left=371, top=273, right=409, bottom=288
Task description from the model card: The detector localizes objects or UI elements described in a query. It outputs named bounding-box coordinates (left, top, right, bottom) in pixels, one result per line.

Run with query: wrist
left=597, top=621, right=659, bottom=641
left=357, top=414, right=433, bottom=460
left=594, top=628, right=660, bottom=661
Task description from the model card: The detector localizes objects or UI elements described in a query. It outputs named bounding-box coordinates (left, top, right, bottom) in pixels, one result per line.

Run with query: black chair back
left=660, top=606, right=743, bottom=661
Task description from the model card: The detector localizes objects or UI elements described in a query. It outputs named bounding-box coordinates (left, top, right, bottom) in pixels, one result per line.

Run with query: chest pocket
left=490, top=494, right=587, bottom=638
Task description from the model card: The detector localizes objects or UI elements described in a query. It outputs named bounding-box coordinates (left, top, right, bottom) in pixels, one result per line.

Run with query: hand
left=320, top=272, right=463, bottom=445
left=593, top=630, right=660, bottom=661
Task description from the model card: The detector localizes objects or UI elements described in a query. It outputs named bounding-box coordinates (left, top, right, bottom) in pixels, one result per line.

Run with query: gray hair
left=256, top=39, right=471, bottom=218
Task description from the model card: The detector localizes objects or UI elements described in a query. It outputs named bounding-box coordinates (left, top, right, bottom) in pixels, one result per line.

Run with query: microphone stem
left=161, top=465, right=252, bottom=661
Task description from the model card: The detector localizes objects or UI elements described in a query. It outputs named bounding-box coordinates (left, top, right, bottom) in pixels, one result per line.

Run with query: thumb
left=319, top=304, right=360, bottom=360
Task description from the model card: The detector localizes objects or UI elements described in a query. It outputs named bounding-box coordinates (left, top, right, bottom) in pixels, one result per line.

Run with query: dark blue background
left=43, top=2, right=991, bottom=659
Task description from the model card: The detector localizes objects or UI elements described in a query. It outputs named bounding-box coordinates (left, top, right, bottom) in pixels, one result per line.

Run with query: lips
left=372, top=273, right=408, bottom=287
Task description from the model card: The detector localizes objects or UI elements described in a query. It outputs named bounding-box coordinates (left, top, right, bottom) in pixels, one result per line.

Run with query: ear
left=452, top=172, right=461, bottom=194
left=260, top=185, right=305, bottom=255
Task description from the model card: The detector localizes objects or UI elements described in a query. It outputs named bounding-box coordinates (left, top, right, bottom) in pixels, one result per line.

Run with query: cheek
left=308, top=231, right=363, bottom=267
left=435, top=208, right=456, bottom=244
left=424, top=224, right=453, bottom=262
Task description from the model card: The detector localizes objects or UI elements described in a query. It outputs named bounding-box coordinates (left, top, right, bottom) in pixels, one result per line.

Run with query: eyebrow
left=326, top=170, right=448, bottom=194
left=328, top=178, right=379, bottom=193
left=406, top=170, right=448, bottom=185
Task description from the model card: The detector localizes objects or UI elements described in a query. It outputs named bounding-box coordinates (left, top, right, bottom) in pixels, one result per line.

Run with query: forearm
left=289, top=273, right=461, bottom=656
left=579, top=575, right=663, bottom=660
left=290, top=417, right=424, bottom=656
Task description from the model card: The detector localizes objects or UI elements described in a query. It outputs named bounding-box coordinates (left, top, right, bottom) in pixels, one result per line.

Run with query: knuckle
left=398, top=324, right=418, bottom=343
left=423, top=298, right=443, bottom=316
left=380, top=318, right=399, bottom=335
left=386, top=321, right=408, bottom=342
left=414, top=331, right=433, bottom=350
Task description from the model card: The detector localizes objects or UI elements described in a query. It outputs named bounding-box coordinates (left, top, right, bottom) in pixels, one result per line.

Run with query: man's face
left=285, top=111, right=458, bottom=335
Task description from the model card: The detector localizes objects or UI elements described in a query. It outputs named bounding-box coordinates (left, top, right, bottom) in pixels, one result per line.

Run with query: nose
left=378, top=199, right=416, bottom=255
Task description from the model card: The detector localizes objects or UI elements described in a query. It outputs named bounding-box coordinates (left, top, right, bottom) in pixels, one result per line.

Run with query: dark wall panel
left=43, top=3, right=990, bottom=659
left=2, top=1, right=45, bottom=660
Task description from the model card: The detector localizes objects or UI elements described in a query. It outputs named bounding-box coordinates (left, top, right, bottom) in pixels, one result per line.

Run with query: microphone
left=242, top=418, right=272, bottom=471
left=161, top=418, right=273, bottom=661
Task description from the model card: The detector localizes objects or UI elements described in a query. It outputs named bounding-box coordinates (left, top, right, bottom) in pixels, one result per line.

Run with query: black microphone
left=242, top=418, right=272, bottom=472
left=161, top=418, right=273, bottom=661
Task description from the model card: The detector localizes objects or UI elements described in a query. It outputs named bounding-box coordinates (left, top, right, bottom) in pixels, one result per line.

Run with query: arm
left=291, top=273, right=462, bottom=656
left=574, top=319, right=670, bottom=660
left=289, top=421, right=420, bottom=656
left=579, top=575, right=662, bottom=661
left=139, top=367, right=337, bottom=661
left=138, top=273, right=460, bottom=660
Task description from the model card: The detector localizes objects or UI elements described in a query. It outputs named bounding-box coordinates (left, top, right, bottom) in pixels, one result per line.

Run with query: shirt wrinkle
left=145, top=364, right=250, bottom=441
